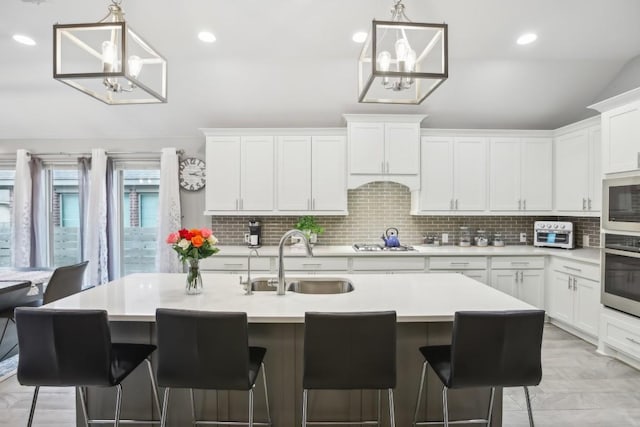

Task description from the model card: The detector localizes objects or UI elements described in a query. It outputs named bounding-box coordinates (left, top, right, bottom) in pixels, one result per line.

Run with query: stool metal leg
left=302, top=389, right=308, bottom=427
left=248, top=387, right=254, bottom=427
left=377, top=390, right=381, bottom=427
left=442, top=386, right=449, bottom=427
left=486, top=387, right=495, bottom=427
left=160, top=388, right=171, bottom=427
left=412, top=361, right=428, bottom=426
left=524, top=386, right=535, bottom=427
left=78, top=387, right=90, bottom=427
left=26, top=386, right=39, bottom=427
left=261, top=363, right=272, bottom=425
left=145, top=358, right=163, bottom=420
left=190, top=389, right=196, bottom=424
left=114, top=384, right=123, bottom=427
left=388, top=389, right=396, bottom=427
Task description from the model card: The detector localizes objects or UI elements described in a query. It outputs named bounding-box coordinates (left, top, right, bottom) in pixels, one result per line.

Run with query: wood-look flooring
left=0, top=324, right=639, bottom=426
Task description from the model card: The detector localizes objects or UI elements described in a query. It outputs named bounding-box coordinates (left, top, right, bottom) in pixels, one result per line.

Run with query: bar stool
left=412, top=310, right=545, bottom=427
left=302, top=311, right=397, bottom=427
left=15, top=307, right=162, bottom=427
left=155, top=308, right=271, bottom=427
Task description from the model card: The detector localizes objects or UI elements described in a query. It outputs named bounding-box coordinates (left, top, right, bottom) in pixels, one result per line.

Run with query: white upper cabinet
left=590, top=88, right=640, bottom=174
left=554, top=121, right=601, bottom=214
left=205, top=136, right=275, bottom=213
left=490, top=137, right=552, bottom=212
left=277, top=135, right=347, bottom=214
left=345, top=114, right=425, bottom=190
left=413, top=136, right=487, bottom=213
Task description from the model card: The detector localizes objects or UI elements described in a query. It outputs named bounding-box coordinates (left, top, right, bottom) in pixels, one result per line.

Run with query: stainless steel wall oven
left=602, top=233, right=640, bottom=318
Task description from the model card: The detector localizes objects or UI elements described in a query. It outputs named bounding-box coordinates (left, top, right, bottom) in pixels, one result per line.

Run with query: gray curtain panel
left=77, top=157, right=90, bottom=264
left=29, top=156, right=46, bottom=267
left=105, top=158, right=117, bottom=281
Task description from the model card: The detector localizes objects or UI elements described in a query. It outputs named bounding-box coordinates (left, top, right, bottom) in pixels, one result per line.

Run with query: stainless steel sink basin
left=249, top=277, right=354, bottom=294
left=287, top=278, right=354, bottom=294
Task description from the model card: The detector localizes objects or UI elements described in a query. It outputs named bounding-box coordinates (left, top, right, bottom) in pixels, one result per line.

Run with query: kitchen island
left=47, top=272, right=536, bottom=426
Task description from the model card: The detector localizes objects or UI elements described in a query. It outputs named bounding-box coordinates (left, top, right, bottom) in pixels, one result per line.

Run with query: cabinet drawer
left=552, top=259, right=600, bottom=281
left=491, top=256, right=545, bottom=270
left=284, top=257, right=348, bottom=271
left=431, top=270, right=488, bottom=285
left=201, top=257, right=271, bottom=272
left=429, top=257, right=487, bottom=270
left=352, top=257, right=426, bottom=272
left=601, top=310, right=640, bottom=360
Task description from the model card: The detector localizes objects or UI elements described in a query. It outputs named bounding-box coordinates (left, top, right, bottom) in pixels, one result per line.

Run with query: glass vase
left=185, top=258, right=203, bottom=295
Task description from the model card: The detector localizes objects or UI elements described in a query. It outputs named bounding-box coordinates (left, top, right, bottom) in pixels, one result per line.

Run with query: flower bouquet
left=166, top=228, right=219, bottom=294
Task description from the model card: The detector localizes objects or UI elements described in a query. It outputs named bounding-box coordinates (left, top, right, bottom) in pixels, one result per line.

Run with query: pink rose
left=166, top=232, right=180, bottom=244
left=200, top=228, right=212, bottom=238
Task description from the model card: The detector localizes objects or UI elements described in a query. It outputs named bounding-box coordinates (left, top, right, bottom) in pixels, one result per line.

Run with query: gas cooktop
left=353, top=244, right=415, bottom=252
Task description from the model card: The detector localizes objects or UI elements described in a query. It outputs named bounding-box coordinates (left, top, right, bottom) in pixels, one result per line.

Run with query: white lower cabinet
left=284, top=257, right=349, bottom=273
left=599, top=307, right=640, bottom=367
left=548, top=269, right=600, bottom=338
left=429, top=257, right=488, bottom=284
left=200, top=256, right=272, bottom=274
left=490, top=267, right=544, bottom=309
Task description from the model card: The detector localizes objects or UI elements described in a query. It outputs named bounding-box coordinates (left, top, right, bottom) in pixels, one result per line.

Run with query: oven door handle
left=604, top=248, right=640, bottom=259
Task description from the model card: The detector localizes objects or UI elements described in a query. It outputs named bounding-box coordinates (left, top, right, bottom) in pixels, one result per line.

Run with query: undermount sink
left=250, top=277, right=354, bottom=294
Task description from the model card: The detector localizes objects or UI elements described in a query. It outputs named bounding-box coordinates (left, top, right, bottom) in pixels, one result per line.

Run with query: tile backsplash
left=211, top=182, right=601, bottom=248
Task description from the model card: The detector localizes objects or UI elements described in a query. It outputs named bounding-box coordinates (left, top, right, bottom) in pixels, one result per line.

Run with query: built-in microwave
left=602, top=233, right=640, bottom=318
left=603, top=175, right=640, bottom=232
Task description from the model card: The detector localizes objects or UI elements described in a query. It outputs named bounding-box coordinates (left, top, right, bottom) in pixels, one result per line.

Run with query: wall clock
left=179, top=157, right=206, bottom=191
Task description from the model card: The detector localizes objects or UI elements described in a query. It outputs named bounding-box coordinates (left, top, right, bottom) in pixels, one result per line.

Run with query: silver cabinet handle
left=511, top=261, right=530, bottom=265
left=588, top=198, right=592, bottom=210
left=455, top=199, right=459, bottom=209
left=224, top=263, right=243, bottom=267
left=307, top=199, right=311, bottom=210
left=573, top=277, right=577, bottom=291
left=236, top=199, right=239, bottom=210
left=568, top=276, right=571, bottom=289
left=450, top=199, right=454, bottom=210
left=523, top=199, right=526, bottom=210
left=381, top=162, right=385, bottom=173
left=582, top=198, right=586, bottom=210
left=450, top=262, right=469, bottom=266
left=627, top=337, right=640, bottom=346
left=520, top=271, right=524, bottom=282
left=637, top=152, right=640, bottom=169
left=518, top=199, right=521, bottom=210
left=563, top=265, right=582, bottom=272
left=386, top=161, right=390, bottom=173
left=240, top=199, right=243, bottom=210
left=515, top=271, right=519, bottom=283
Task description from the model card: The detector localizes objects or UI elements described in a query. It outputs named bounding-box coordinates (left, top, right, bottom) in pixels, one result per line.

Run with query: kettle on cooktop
left=381, top=228, right=401, bottom=248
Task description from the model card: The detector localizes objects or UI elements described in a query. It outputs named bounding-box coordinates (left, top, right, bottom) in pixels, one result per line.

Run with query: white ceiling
left=1, top=0, right=640, bottom=140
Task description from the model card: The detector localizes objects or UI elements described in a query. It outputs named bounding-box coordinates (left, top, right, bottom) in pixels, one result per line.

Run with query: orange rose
left=191, top=235, right=204, bottom=248
left=189, top=228, right=202, bottom=237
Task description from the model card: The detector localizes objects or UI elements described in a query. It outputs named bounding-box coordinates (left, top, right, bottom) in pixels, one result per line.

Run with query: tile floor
left=0, top=324, right=639, bottom=426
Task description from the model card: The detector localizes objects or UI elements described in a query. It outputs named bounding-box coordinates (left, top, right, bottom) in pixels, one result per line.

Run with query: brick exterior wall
left=210, top=182, right=601, bottom=247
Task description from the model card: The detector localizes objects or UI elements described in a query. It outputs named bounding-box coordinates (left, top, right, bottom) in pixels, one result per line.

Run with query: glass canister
left=476, top=230, right=489, bottom=247
left=493, top=233, right=505, bottom=247
left=459, top=226, right=472, bottom=247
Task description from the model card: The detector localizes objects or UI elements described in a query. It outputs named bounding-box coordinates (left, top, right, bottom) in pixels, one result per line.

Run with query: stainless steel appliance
left=603, top=175, right=640, bottom=233
left=353, top=243, right=415, bottom=252
left=247, top=219, right=262, bottom=248
left=602, top=233, right=640, bottom=318
left=534, top=221, right=574, bottom=249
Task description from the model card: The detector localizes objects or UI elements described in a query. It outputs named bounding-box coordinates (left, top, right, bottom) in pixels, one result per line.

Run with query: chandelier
left=358, top=0, right=448, bottom=104
left=53, top=0, right=167, bottom=105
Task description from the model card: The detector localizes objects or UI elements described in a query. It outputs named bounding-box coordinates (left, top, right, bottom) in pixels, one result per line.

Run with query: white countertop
left=210, top=245, right=601, bottom=264
left=45, top=273, right=535, bottom=323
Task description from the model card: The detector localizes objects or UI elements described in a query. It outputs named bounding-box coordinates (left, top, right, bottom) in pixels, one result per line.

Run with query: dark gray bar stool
left=15, top=307, right=161, bottom=427
left=303, top=311, right=397, bottom=427
left=412, top=310, right=545, bottom=427
left=155, top=309, right=271, bottom=427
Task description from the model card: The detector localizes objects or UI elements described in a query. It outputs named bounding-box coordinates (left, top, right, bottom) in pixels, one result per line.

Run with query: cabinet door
left=489, top=138, right=521, bottom=211
left=462, top=270, right=488, bottom=285
left=519, top=270, right=545, bottom=309
left=241, top=136, right=274, bottom=211
left=521, top=138, right=553, bottom=211
left=490, top=269, right=518, bottom=298
left=588, top=127, right=602, bottom=212
left=419, top=137, right=454, bottom=210
left=312, top=136, right=347, bottom=211
left=548, top=271, right=573, bottom=324
left=385, top=123, right=420, bottom=175
left=454, top=138, right=487, bottom=211
left=277, top=136, right=311, bottom=211
left=604, top=102, right=640, bottom=174
left=205, top=137, right=241, bottom=211
left=349, top=122, right=385, bottom=174
left=574, top=276, right=600, bottom=336
left=555, top=131, right=589, bottom=211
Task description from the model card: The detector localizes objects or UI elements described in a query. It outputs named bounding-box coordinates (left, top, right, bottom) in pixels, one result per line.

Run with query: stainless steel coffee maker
left=247, top=219, right=262, bottom=248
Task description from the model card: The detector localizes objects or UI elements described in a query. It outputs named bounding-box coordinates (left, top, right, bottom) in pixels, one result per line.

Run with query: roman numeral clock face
left=179, top=158, right=206, bottom=191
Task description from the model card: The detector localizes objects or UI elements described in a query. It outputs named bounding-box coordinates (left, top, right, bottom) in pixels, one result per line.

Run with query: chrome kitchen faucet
left=276, top=230, right=313, bottom=295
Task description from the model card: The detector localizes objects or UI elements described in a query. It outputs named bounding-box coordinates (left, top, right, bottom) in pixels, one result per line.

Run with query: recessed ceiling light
left=198, top=31, right=216, bottom=43
left=516, top=33, right=537, bottom=45
left=352, top=31, right=368, bottom=43
left=12, top=34, right=36, bottom=46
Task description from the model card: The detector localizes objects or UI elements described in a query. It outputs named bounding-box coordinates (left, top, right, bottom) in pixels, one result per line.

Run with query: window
left=121, top=169, right=160, bottom=275
left=0, top=170, right=15, bottom=267
left=51, top=169, right=81, bottom=268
